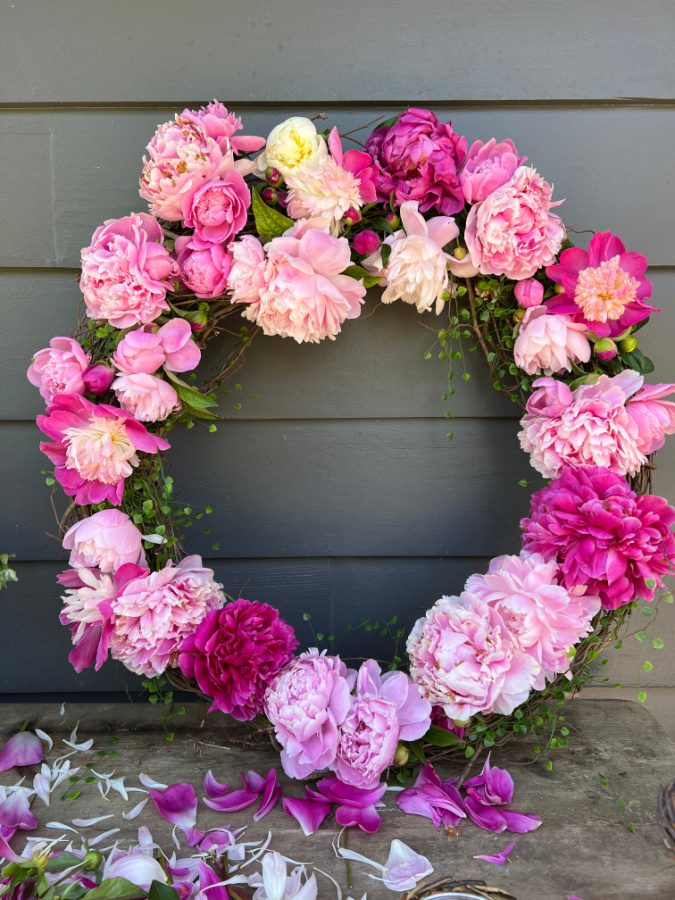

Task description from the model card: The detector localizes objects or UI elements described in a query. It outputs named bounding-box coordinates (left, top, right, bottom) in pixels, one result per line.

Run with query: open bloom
left=37, top=394, right=169, bottom=506
left=465, top=166, right=565, bottom=280
left=514, top=307, right=591, bottom=376
left=460, top=138, right=526, bottom=205
left=181, top=101, right=265, bottom=156
left=175, top=235, right=232, bottom=299
left=113, top=373, right=180, bottom=423
left=250, top=851, right=318, bottom=900
left=80, top=213, right=179, bottom=328
left=113, top=318, right=201, bottom=375
left=334, top=695, right=401, bottom=789
left=545, top=231, right=657, bottom=337
left=407, top=592, right=538, bottom=720
left=62, top=509, right=145, bottom=573
left=363, top=200, right=459, bottom=314
left=27, top=337, right=91, bottom=404
left=103, top=845, right=168, bottom=890
left=182, top=172, right=250, bottom=244
left=256, top=116, right=327, bottom=177
left=522, top=466, right=675, bottom=610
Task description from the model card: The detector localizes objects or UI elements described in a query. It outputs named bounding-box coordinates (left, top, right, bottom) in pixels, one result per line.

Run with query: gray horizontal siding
left=1, top=1, right=673, bottom=102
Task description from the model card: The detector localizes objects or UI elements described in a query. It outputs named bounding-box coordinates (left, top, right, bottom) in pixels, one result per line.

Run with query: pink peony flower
left=514, top=307, right=591, bottom=376
left=182, top=173, right=250, bottom=244
left=518, top=370, right=649, bottom=478
left=363, top=201, right=459, bottom=314
left=27, top=337, right=91, bottom=404
left=264, top=649, right=356, bottom=779
left=522, top=466, right=675, bottom=610
left=627, top=383, right=675, bottom=455
left=37, top=393, right=169, bottom=506
left=179, top=598, right=298, bottom=720
left=113, top=319, right=201, bottom=375
left=354, top=659, right=432, bottom=741
left=112, top=373, right=180, bottom=423
left=460, top=138, right=526, bottom=205
left=366, top=108, right=467, bottom=215
left=353, top=229, right=381, bottom=256
left=407, top=592, right=538, bottom=721
left=465, top=166, right=565, bottom=281
left=180, top=101, right=265, bottom=156
left=110, top=556, right=225, bottom=676
left=80, top=213, right=179, bottom=328
left=62, top=509, right=145, bottom=573
left=175, top=235, right=232, bottom=299
left=545, top=231, right=658, bottom=338
left=514, top=279, right=544, bottom=309
left=465, top=553, right=600, bottom=689
left=230, top=224, right=366, bottom=343
left=82, top=364, right=115, bottom=395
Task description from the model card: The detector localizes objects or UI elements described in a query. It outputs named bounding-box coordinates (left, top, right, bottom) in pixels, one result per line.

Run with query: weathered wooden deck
left=2, top=700, right=674, bottom=899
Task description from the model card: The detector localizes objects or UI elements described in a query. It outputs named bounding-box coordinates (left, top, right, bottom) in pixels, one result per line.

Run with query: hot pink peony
left=522, top=466, right=675, bottom=610
left=353, top=229, right=381, bottom=256
left=264, top=649, right=356, bottom=779
left=182, top=173, right=250, bottom=244
left=83, top=364, right=115, bottom=394
left=112, top=373, right=180, bottom=423
left=465, top=553, right=600, bottom=689
left=80, top=213, right=179, bottom=328
left=545, top=231, right=658, bottom=338
left=27, top=337, right=91, bottom=404
left=37, top=393, right=169, bottom=506
left=366, top=108, right=467, bottom=215
left=179, top=598, right=298, bottom=720
left=460, top=138, right=526, bottom=205
left=175, top=235, right=232, bottom=299
left=113, top=318, right=201, bottom=375
left=110, top=556, right=225, bottom=676
left=513, top=307, right=591, bottom=376
left=62, top=509, right=145, bottom=573
left=465, top=166, right=565, bottom=281
left=406, top=592, right=538, bottom=721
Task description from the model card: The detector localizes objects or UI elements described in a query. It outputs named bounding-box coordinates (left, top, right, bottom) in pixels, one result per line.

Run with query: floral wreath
left=28, top=103, right=675, bottom=791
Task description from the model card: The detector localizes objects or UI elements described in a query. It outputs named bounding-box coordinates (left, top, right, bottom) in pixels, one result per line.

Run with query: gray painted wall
left=1, top=1, right=674, bottom=696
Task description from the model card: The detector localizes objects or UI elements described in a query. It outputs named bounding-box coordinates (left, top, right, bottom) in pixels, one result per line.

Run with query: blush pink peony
left=175, top=235, right=232, bottom=299
left=62, top=509, right=146, bottom=573
left=355, top=659, right=432, bottom=741
left=182, top=173, right=250, bottom=244
left=80, top=213, right=179, bottom=328
left=465, top=553, right=600, bottom=689
left=113, top=318, right=201, bottom=375
left=333, top=695, right=401, bottom=789
left=27, top=337, right=91, bottom=404
left=460, top=138, right=526, bottom=205
left=465, top=166, right=565, bottom=281
left=112, top=373, right=180, bottom=423
left=406, top=592, right=538, bottom=721
left=514, top=279, right=544, bottom=309
left=627, top=383, right=675, bottom=454
left=180, top=101, right=265, bottom=156
left=514, top=307, right=591, bottom=376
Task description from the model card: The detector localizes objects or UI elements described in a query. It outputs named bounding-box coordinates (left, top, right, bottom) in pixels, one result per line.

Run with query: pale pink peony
left=465, top=166, right=565, bottom=281
left=354, top=659, right=432, bottom=741
left=626, top=383, right=675, bottom=455
left=175, top=235, right=232, bottom=299
left=334, top=695, right=401, bottom=789
left=109, top=555, right=225, bottom=676
left=180, top=101, right=265, bottom=156
left=514, top=279, right=544, bottom=309
left=182, top=173, right=250, bottom=244
left=80, top=213, right=179, bottom=328
left=460, top=138, right=526, bottom=205
left=27, top=337, right=91, bottom=404
left=62, top=509, right=145, bottom=573
left=406, top=592, right=538, bottom=721
left=228, top=234, right=269, bottom=304
left=264, top=649, right=356, bottom=779
left=465, top=553, right=600, bottom=689
left=514, top=307, right=591, bottom=376
left=112, top=373, right=180, bottom=423
left=363, top=201, right=459, bottom=314
left=518, top=370, right=651, bottom=478
left=113, top=319, right=201, bottom=375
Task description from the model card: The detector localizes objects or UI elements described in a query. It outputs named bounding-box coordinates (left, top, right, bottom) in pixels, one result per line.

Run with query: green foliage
left=251, top=188, right=293, bottom=242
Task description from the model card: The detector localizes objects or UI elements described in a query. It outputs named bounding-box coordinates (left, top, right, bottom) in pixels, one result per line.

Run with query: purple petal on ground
left=0, top=791, right=37, bottom=833
left=283, top=796, right=332, bottom=836
left=474, top=841, right=516, bottom=866
left=203, top=788, right=258, bottom=813
left=0, top=833, right=21, bottom=862
left=0, top=733, right=44, bottom=771
left=500, top=808, right=542, bottom=833
left=463, top=795, right=507, bottom=833
left=203, top=770, right=230, bottom=799
left=241, top=769, right=266, bottom=793
left=149, top=782, right=198, bottom=828
left=335, top=803, right=382, bottom=833
left=254, top=769, right=281, bottom=821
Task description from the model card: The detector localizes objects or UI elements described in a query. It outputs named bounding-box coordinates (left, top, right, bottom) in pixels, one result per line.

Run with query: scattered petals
left=254, top=769, right=281, bottom=821
left=123, top=798, right=149, bottom=821
left=283, top=797, right=332, bottom=836
left=474, top=841, right=516, bottom=866
left=71, top=814, right=115, bottom=827
left=35, top=729, right=54, bottom=751
left=139, top=772, right=168, bottom=790
left=150, top=782, right=198, bottom=830
left=204, top=788, right=258, bottom=813
left=0, top=732, right=44, bottom=771
left=203, top=770, right=230, bottom=798
left=63, top=726, right=94, bottom=753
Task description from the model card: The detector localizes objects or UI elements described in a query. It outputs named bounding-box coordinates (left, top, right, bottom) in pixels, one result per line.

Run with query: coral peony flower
left=80, top=213, right=179, bottom=328
left=112, top=373, right=180, bottom=423
left=465, top=166, right=565, bottom=281
left=180, top=101, right=265, bottom=156
left=460, top=138, right=526, bottom=205
left=63, top=509, right=145, bottom=573
left=407, top=592, right=538, bottom=721
left=518, top=370, right=658, bottom=478
left=37, top=394, right=169, bottom=506
left=514, top=279, right=544, bottom=309
left=366, top=108, right=467, bottom=215
left=465, top=553, right=600, bottom=689
left=27, top=337, right=91, bottom=404
left=522, top=466, right=675, bottom=610
left=545, top=231, right=657, bottom=338
left=333, top=695, right=400, bottom=789
left=514, top=307, right=591, bottom=376
left=113, top=319, right=201, bottom=375
left=265, top=649, right=356, bottom=779
left=179, top=598, right=298, bottom=720
left=363, top=201, right=459, bottom=314
left=256, top=116, right=327, bottom=177
left=110, top=556, right=225, bottom=676
left=182, top=173, right=250, bottom=244
left=175, top=235, right=232, bottom=299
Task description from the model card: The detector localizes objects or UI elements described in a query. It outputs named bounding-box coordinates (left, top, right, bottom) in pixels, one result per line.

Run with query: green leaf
left=83, top=877, right=147, bottom=900
left=343, top=264, right=381, bottom=289
left=652, top=637, right=665, bottom=650
left=423, top=725, right=461, bottom=747
left=623, top=348, right=654, bottom=375
left=643, top=660, right=654, bottom=672
left=148, top=883, right=180, bottom=900
left=637, top=689, right=648, bottom=703
left=45, top=853, right=84, bottom=873
left=251, top=189, right=293, bottom=243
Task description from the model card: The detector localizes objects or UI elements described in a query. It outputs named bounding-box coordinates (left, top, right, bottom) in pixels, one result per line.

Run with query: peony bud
left=594, top=337, right=618, bottom=361
left=83, top=363, right=114, bottom=394
left=620, top=334, right=638, bottom=353
left=265, top=167, right=284, bottom=187
left=343, top=207, right=361, bottom=226
left=353, top=229, right=381, bottom=255
left=261, top=187, right=279, bottom=206
left=393, top=743, right=410, bottom=767
left=83, top=850, right=103, bottom=870
left=514, top=279, right=544, bottom=309
left=386, top=212, right=400, bottom=229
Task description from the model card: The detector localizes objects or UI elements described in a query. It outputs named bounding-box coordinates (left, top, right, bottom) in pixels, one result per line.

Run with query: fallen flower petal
left=463, top=796, right=508, bottom=833
left=0, top=788, right=37, bottom=834
left=335, top=803, right=382, bottom=834
left=500, top=808, right=542, bottom=833
left=312, top=776, right=387, bottom=834
left=150, top=782, right=198, bottom=829
left=0, top=732, right=44, bottom=771
left=204, top=788, right=258, bottom=813
left=397, top=762, right=466, bottom=828
left=242, top=769, right=266, bottom=793
left=474, top=841, right=516, bottom=866
left=0, top=833, right=22, bottom=862
left=283, top=797, right=332, bottom=836
left=88, top=827, right=121, bottom=846
left=204, top=769, right=230, bottom=798
left=381, top=839, right=434, bottom=891
left=71, top=814, right=115, bottom=827
left=34, top=729, right=54, bottom=751
left=63, top=725, right=94, bottom=752
left=254, top=769, right=281, bottom=822
left=464, top=754, right=514, bottom=806
left=123, top=798, right=149, bottom=821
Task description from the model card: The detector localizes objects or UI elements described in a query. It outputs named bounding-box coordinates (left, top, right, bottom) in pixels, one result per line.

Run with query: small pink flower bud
left=261, top=187, right=279, bottom=206
left=82, top=363, right=114, bottom=394
left=386, top=212, right=400, bottom=229
left=353, top=229, right=381, bottom=255
left=265, top=167, right=283, bottom=187
left=514, top=279, right=544, bottom=309
left=594, top=337, right=617, bottom=361
left=343, top=207, right=361, bottom=226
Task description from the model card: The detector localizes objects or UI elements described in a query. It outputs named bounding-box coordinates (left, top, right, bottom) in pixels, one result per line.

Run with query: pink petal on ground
left=0, top=733, right=44, bottom=771
left=463, top=796, right=507, bottom=833
left=254, top=769, right=281, bottom=821
left=335, top=803, right=382, bottom=833
left=204, top=770, right=230, bottom=799
left=500, top=808, right=542, bottom=833
left=474, top=842, right=516, bottom=866
left=0, top=833, right=21, bottom=862
left=241, top=769, right=266, bottom=793
left=203, top=788, right=258, bottom=813
left=283, top=796, right=332, bottom=836
left=0, top=792, right=37, bottom=833
left=149, top=782, right=198, bottom=829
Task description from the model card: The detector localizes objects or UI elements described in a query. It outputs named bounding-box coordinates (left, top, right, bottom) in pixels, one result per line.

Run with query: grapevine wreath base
left=30, top=102, right=675, bottom=792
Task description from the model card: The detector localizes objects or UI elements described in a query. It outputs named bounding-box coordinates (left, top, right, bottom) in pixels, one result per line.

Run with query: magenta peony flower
left=82, top=364, right=115, bottom=395
left=179, top=598, right=298, bottom=719
left=182, top=173, right=250, bottom=244
left=518, top=370, right=653, bottom=478
left=353, top=229, right=381, bottom=256
left=545, top=231, right=658, bottom=338
left=112, top=373, right=180, bottom=423
left=460, top=138, right=526, bottom=205
left=113, top=318, right=201, bottom=376
left=80, top=213, right=179, bottom=328
left=175, top=235, right=232, bottom=299
left=407, top=592, right=538, bottom=721
left=465, top=166, right=565, bottom=281
left=522, top=466, right=675, bottom=610
left=180, top=101, right=265, bottom=156
left=37, top=393, right=169, bottom=506
left=366, top=108, right=467, bottom=215
left=465, top=553, right=600, bottom=689
left=514, top=307, right=591, bottom=376
left=514, top=279, right=544, bottom=309
left=27, top=337, right=91, bottom=404
left=110, top=556, right=225, bottom=676
left=264, top=649, right=355, bottom=779
left=63, top=509, right=145, bottom=573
